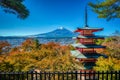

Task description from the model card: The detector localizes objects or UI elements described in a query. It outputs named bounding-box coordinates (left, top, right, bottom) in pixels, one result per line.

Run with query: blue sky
left=0, top=0, right=120, bottom=36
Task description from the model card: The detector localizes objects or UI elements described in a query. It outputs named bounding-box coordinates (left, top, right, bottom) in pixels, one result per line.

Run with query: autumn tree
left=0, top=41, right=82, bottom=72
left=0, top=41, right=10, bottom=54
left=94, top=56, right=120, bottom=71
left=34, top=42, right=82, bottom=71
left=93, top=56, right=120, bottom=79
left=102, top=36, right=120, bottom=59
left=0, top=0, right=29, bottom=19
left=89, top=0, right=120, bottom=21
left=95, top=39, right=104, bottom=45
left=94, top=35, right=120, bottom=72
left=93, top=57, right=120, bottom=80
left=21, top=38, right=40, bottom=51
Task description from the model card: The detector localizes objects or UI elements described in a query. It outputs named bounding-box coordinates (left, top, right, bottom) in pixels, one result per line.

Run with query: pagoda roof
left=71, top=50, right=107, bottom=59
left=71, top=43, right=105, bottom=48
left=71, top=50, right=86, bottom=58
left=73, top=35, right=104, bottom=39
left=75, top=27, right=103, bottom=32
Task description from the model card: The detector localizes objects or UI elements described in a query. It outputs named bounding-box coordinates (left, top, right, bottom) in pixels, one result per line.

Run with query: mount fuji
left=32, top=27, right=78, bottom=38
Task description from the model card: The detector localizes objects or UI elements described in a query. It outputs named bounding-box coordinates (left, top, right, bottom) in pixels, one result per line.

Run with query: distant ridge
left=31, top=27, right=78, bottom=38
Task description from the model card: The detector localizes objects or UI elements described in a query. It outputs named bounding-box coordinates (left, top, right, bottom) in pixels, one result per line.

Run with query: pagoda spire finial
left=84, top=6, right=88, bottom=27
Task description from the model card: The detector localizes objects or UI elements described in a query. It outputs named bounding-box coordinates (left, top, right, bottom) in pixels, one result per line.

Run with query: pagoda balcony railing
left=82, top=51, right=96, bottom=54
left=77, top=49, right=96, bottom=53
left=78, top=58, right=97, bottom=62
left=81, top=34, right=94, bottom=36
left=80, top=42, right=95, bottom=44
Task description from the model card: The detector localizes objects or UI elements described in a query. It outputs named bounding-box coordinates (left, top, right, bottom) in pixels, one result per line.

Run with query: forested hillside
left=0, top=39, right=82, bottom=72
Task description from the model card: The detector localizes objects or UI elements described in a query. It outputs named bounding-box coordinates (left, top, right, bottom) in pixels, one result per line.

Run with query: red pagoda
left=71, top=7, right=106, bottom=69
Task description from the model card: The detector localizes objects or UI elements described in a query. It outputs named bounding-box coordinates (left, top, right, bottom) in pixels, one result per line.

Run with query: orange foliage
left=0, top=40, right=82, bottom=71
left=0, top=41, right=10, bottom=49
left=21, top=38, right=34, bottom=47
left=95, top=48, right=104, bottom=54
left=0, top=41, right=10, bottom=54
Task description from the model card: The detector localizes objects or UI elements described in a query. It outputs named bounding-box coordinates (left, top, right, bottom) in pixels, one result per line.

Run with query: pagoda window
left=80, top=39, right=94, bottom=44
left=82, top=48, right=95, bottom=53
left=80, top=31, right=84, bottom=35
left=84, top=39, right=93, bottom=44
left=82, top=30, right=93, bottom=36
left=79, top=39, right=84, bottom=43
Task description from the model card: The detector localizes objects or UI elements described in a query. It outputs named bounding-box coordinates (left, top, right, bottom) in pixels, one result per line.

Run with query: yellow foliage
left=94, top=56, right=120, bottom=71
left=0, top=40, right=82, bottom=72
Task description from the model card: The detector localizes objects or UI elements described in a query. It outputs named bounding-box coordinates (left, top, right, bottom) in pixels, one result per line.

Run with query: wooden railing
left=80, top=42, right=94, bottom=45
left=81, top=34, right=94, bottom=36
left=0, top=71, right=120, bottom=80
left=79, top=58, right=97, bottom=62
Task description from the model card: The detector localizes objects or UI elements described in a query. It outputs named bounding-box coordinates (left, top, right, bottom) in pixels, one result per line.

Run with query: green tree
left=95, top=39, right=104, bottom=45
left=89, top=0, right=120, bottom=21
left=0, top=0, right=29, bottom=19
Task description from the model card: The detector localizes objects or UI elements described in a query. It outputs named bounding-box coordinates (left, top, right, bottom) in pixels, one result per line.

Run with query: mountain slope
left=34, top=27, right=77, bottom=38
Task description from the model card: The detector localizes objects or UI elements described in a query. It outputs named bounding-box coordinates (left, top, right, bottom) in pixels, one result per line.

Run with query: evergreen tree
left=89, top=0, right=120, bottom=21
left=0, top=0, right=29, bottom=19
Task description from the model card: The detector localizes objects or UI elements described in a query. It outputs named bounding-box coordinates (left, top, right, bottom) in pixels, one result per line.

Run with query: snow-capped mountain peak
left=34, top=27, right=78, bottom=37
left=58, top=27, right=64, bottom=30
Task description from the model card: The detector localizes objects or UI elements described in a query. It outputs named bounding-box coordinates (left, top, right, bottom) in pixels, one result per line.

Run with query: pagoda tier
left=74, top=27, right=103, bottom=36
left=78, top=38, right=95, bottom=45
left=75, top=27, right=103, bottom=33
left=71, top=50, right=107, bottom=62
left=73, top=35, right=104, bottom=45
left=73, top=35, right=104, bottom=39
left=71, top=50, right=107, bottom=59
left=71, top=43, right=105, bottom=48
left=76, top=48, right=96, bottom=53
left=78, top=38, right=104, bottom=44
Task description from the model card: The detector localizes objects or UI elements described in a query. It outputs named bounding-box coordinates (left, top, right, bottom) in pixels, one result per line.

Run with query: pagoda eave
left=71, top=50, right=107, bottom=59
left=71, top=43, right=106, bottom=48
left=73, top=35, right=104, bottom=39
left=75, top=28, right=103, bottom=33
